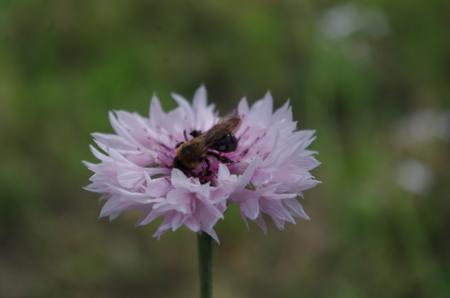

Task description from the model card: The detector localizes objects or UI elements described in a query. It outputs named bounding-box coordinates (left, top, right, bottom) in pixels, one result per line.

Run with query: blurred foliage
left=1, top=0, right=449, bottom=297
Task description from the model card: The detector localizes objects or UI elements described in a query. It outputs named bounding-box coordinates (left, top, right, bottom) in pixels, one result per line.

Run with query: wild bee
left=173, top=115, right=241, bottom=178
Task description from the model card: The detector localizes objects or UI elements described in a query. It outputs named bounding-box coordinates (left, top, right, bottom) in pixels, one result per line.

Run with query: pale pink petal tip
left=84, top=85, right=320, bottom=242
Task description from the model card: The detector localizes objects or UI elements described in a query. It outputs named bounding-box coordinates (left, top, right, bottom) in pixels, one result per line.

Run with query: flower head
left=84, top=86, right=320, bottom=242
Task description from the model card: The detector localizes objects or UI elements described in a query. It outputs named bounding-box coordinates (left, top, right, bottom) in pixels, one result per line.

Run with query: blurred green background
left=1, top=0, right=449, bottom=297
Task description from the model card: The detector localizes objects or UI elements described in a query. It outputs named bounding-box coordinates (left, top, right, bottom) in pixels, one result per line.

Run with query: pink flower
left=84, top=86, right=320, bottom=242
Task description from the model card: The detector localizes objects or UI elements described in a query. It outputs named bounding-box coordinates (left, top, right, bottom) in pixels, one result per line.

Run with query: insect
left=173, top=115, right=241, bottom=178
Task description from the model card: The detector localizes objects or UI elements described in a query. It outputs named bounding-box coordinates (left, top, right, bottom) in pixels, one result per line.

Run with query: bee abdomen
left=210, top=134, right=238, bottom=152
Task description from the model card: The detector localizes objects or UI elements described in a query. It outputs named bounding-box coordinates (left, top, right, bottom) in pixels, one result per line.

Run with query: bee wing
left=220, top=114, right=241, bottom=133
left=202, top=129, right=226, bottom=148
left=203, top=115, right=241, bottom=147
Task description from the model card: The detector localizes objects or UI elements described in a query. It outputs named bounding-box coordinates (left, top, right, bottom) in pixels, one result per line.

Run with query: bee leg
left=183, top=130, right=189, bottom=141
left=175, top=142, right=183, bottom=148
left=202, top=157, right=212, bottom=177
left=207, top=151, right=233, bottom=164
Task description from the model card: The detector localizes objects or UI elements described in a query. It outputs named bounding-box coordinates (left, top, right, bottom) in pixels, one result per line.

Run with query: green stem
left=197, top=233, right=213, bottom=298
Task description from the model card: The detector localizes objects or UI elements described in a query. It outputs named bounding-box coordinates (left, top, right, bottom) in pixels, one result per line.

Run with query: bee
left=173, top=115, right=241, bottom=177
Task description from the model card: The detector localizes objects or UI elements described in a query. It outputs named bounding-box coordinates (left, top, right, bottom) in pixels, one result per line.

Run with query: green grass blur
left=1, top=1, right=449, bottom=297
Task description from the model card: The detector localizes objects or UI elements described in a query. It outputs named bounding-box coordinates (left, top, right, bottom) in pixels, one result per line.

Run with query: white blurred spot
left=319, top=3, right=390, bottom=40
left=395, top=160, right=434, bottom=196
left=394, top=109, right=450, bottom=147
